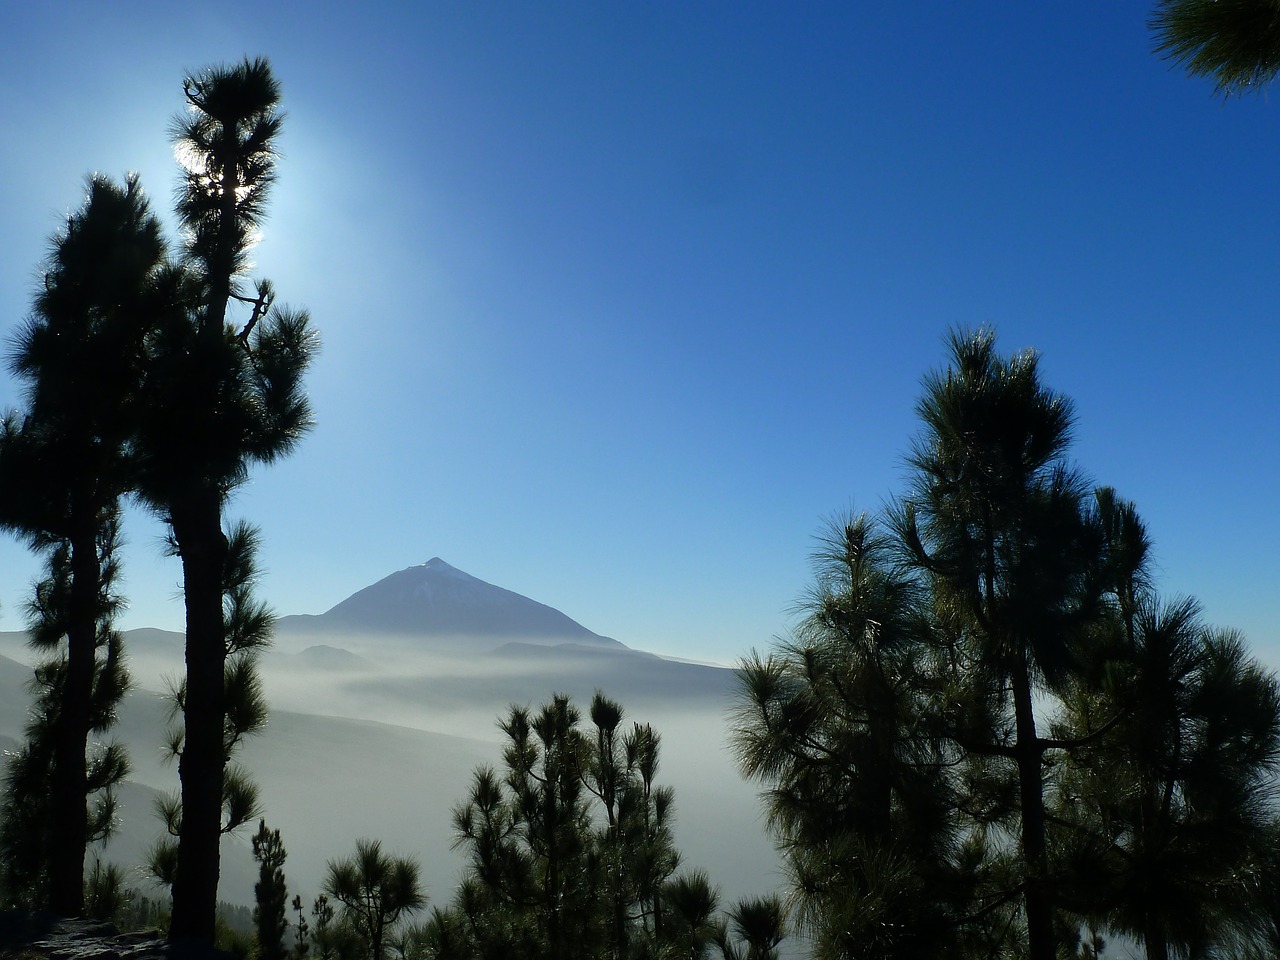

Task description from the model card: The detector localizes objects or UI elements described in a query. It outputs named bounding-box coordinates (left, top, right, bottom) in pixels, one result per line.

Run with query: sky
left=0, top=3, right=1277, bottom=667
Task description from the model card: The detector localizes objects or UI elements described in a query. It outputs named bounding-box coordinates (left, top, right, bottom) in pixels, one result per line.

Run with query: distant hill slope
left=0, top=650, right=778, bottom=914
left=277, top=557, right=623, bottom=648
left=0, top=560, right=782, bottom=914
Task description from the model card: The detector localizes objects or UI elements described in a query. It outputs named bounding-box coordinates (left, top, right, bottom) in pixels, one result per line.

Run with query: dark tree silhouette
left=130, top=57, right=316, bottom=943
left=436, top=691, right=756, bottom=960
left=583, top=693, right=681, bottom=957
left=291, top=894, right=311, bottom=960
left=662, top=870, right=723, bottom=960
left=0, top=534, right=129, bottom=910
left=892, top=328, right=1105, bottom=960
left=148, top=524, right=275, bottom=898
left=732, top=512, right=1013, bottom=959
left=716, top=896, right=786, bottom=960
left=733, top=330, right=1280, bottom=957
left=448, top=695, right=600, bottom=960
left=1052, top=492, right=1280, bottom=960
left=310, top=894, right=342, bottom=960
left=254, top=820, right=290, bottom=960
left=324, top=839, right=425, bottom=960
left=0, top=174, right=172, bottom=913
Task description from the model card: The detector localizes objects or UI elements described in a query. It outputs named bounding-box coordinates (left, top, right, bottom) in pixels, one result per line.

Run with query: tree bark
left=864, top=665, right=896, bottom=844
left=46, top=515, right=98, bottom=916
left=167, top=491, right=228, bottom=943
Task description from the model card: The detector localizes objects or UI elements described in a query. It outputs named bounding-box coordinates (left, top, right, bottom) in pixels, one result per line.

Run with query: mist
left=0, top=627, right=783, bottom=913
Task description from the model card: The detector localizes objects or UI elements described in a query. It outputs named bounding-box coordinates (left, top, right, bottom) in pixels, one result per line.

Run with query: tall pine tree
left=131, top=57, right=316, bottom=942
left=0, top=175, right=172, bottom=914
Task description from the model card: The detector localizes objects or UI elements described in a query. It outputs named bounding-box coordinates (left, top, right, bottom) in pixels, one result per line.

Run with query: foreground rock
left=0, top=913, right=231, bottom=960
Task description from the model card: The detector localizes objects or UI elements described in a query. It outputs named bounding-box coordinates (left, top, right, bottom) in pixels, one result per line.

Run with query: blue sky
left=1, top=3, right=1277, bottom=666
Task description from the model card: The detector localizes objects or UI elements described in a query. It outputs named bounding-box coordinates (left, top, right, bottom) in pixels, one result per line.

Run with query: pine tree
left=1052, top=493, right=1280, bottom=959
left=892, top=328, right=1105, bottom=960
left=0, top=173, right=168, bottom=914
left=311, top=895, right=339, bottom=960
left=733, top=330, right=1280, bottom=957
left=662, top=871, right=723, bottom=960
left=448, top=695, right=598, bottom=960
left=441, top=692, right=742, bottom=960
left=130, top=57, right=316, bottom=943
left=0, top=533, right=129, bottom=909
left=715, top=896, right=786, bottom=960
left=147, top=523, right=274, bottom=889
left=292, top=895, right=311, bottom=960
left=324, top=840, right=426, bottom=960
left=732, top=513, right=1016, bottom=959
left=253, top=820, right=290, bottom=960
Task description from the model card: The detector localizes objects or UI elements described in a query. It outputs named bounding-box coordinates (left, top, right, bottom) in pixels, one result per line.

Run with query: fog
left=0, top=628, right=784, bottom=915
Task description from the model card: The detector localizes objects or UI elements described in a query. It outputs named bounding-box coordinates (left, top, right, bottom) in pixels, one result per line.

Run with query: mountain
left=276, top=557, right=622, bottom=648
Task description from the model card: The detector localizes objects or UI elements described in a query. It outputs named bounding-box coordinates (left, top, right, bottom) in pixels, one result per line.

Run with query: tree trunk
left=546, top=783, right=563, bottom=960
left=370, top=911, right=384, bottom=960
left=864, top=667, right=896, bottom=844
left=1140, top=776, right=1171, bottom=960
left=1012, top=656, right=1054, bottom=960
left=46, top=517, right=99, bottom=916
left=168, top=491, right=228, bottom=944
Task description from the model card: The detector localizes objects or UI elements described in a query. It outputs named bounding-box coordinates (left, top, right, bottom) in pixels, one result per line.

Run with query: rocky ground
left=0, top=914, right=231, bottom=960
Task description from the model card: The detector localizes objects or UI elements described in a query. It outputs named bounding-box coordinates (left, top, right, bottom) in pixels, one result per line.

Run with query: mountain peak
left=420, top=557, right=468, bottom=579
left=306, top=559, right=623, bottom=649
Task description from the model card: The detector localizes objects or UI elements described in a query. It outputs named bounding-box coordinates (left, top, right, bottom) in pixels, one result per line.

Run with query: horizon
left=1, top=4, right=1278, bottom=670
